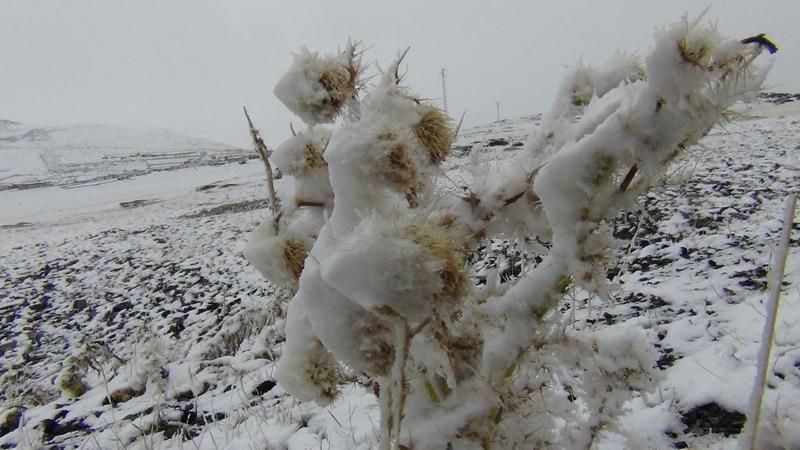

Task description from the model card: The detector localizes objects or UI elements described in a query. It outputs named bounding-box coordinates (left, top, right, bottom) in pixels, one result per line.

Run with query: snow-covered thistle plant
left=245, top=15, right=775, bottom=449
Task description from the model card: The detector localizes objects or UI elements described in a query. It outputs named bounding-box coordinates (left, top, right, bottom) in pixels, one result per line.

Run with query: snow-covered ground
left=0, top=121, right=252, bottom=191
left=0, top=101, right=799, bottom=449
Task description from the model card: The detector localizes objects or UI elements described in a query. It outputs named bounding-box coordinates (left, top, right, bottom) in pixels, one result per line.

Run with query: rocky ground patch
left=1, top=109, right=798, bottom=449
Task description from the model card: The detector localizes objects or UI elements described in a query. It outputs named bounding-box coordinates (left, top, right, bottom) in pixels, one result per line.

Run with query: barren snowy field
left=0, top=120, right=252, bottom=191
left=1, top=102, right=799, bottom=449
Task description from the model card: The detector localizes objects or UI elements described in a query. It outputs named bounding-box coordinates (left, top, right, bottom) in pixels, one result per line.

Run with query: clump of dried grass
left=106, top=386, right=145, bottom=406
left=56, top=364, right=88, bottom=398
left=283, top=238, right=309, bottom=281
left=414, top=105, right=454, bottom=164
left=198, top=306, right=274, bottom=360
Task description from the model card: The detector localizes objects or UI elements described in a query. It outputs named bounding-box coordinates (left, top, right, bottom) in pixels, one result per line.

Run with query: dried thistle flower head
left=571, top=65, right=595, bottom=106
left=302, top=141, right=327, bottom=173
left=678, top=37, right=711, bottom=67
left=375, top=129, right=422, bottom=206
left=404, top=221, right=469, bottom=302
left=414, top=105, right=454, bottom=164
left=273, top=127, right=331, bottom=177
left=283, top=238, right=309, bottom=281
left=318, top=49, right=362, bottom=118
left=385, top=141, right=417, bottom=188
left=245, top=210, right=323, bottom=286
left=277, top=343, right=344, bottom=406
left=274, top=42, right=364, bottom=125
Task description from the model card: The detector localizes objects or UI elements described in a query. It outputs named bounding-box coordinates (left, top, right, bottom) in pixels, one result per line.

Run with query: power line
left=440, top=68, right=448, bottom=114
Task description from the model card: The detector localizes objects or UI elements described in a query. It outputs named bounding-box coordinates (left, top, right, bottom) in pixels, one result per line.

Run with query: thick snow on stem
left=482, top=15, right=769, bottom=380
left=275, top=57, right=460, bottom=420
left=524, top=52, right=644, bottom=167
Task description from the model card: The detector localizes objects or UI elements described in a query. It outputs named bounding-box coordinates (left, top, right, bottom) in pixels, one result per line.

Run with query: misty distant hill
left=0, top=121, right=252, bottom=190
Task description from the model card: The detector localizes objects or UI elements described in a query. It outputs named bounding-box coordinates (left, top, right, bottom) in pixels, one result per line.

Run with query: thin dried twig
left=393, top=47, right=411, bottom=84
left=244, top=106, right=279, bottom=215
left=452, top=110, right=466, bottom=141
left=295, top=200, right=326, bottom=208
left=619, top=165, right=638, bottom=192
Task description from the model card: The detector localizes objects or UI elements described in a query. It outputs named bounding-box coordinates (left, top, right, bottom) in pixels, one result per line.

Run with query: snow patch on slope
left=0, top=122, right=251, bottom=190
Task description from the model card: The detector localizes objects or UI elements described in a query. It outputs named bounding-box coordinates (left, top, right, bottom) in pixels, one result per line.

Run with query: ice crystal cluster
left=245, top=15, right=772, bottom=449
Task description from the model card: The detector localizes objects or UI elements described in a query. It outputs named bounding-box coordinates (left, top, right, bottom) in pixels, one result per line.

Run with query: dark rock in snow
left=38, top=417, right=89, bottom=441
left=680, top=402, right=746, bottom=437
left=486, top=138, right=509, bottom=146
left=120, top=199, right=159, bottom=209
left=0, top=408, right=22, bottom=438
left=252, top=379, right=277, bottom=396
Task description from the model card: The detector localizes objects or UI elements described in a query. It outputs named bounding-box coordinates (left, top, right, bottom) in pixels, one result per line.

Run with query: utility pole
left=496, top=102, right=500, bottom=121
left=440, top=68, right=448, bottom=114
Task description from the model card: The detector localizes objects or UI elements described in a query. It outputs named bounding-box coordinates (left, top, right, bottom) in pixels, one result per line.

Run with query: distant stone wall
left=758, top=92, right=800, bottom=104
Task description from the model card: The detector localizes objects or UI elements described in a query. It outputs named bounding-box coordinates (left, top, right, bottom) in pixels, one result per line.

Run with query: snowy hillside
left=0, top=121, right=252, bottom=190
left=0, top=100, right=799, bottom=449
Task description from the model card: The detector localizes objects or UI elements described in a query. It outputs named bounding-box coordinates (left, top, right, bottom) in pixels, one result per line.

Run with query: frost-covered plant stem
left=481, top=254, right=569, bottom=378
left=740, top=194, right=796, bottom=450
left=484, top=21, right=769, bottom=375
left=243, top=106, right=279, bottom=214
left=386, top=316, right=411, bottom=450
left=524, top=53, right=644, bottom=168
left=378, top=314, right=411, bottom=450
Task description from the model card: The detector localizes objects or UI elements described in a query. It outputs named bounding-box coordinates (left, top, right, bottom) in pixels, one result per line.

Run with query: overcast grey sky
left=1, top=1, right=797, bottom=147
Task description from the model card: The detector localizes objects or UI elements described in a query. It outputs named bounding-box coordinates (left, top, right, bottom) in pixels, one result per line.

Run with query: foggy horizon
left=1, top=1, right=797, bottom=147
